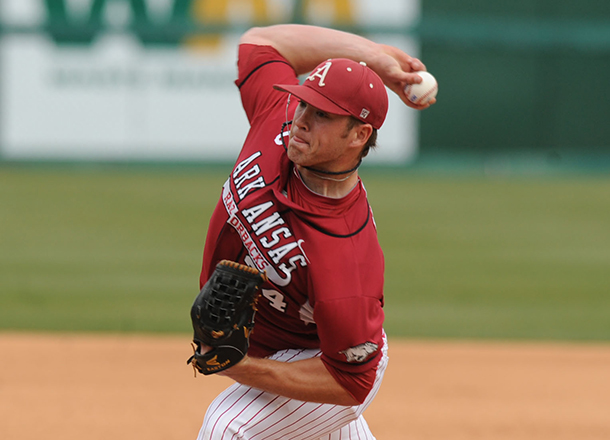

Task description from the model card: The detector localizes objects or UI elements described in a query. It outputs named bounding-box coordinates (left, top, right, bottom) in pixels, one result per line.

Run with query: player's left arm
left=219, top=355, right=360, bottom=406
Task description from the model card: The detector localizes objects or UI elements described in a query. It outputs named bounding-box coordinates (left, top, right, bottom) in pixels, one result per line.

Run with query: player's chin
left=287, top=143, right=310, bottom=164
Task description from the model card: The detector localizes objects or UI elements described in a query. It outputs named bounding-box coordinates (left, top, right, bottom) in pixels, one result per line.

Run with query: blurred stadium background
left=1, top=0, right=608, bottom=341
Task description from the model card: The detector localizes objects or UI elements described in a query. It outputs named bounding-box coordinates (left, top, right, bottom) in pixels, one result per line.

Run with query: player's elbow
left=239, top=26, right=274, bottom=47
left=322, top=357, right=379, bottom=406
left=334, top=390, right=361, bottom=407
left=348, top=386, right=371, bottom=406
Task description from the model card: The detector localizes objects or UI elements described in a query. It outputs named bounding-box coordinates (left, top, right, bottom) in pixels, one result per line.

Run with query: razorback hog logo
left=340, top=342, right=378, bottom=363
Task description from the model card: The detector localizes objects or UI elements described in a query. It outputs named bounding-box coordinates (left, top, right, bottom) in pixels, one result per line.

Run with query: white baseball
left=404, top=71, right=438, bottom=105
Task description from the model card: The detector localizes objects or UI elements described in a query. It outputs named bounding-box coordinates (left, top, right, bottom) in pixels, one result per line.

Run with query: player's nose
left=293, top=106, right=312, bottom=130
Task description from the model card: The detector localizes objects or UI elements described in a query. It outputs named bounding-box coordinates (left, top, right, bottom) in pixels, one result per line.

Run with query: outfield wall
left=419, top=1, right=610, bottom=163
left=1, top=0, right=608, bottom=166
left=0, top=0, right=420, bottom=164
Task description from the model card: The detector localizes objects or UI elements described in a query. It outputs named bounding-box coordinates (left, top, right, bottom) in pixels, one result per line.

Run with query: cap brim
left=273, top=84, right=351, bottom=116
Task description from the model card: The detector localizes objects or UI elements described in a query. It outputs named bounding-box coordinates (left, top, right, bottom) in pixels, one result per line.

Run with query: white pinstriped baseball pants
left=197, top=335, right=388, bottom=440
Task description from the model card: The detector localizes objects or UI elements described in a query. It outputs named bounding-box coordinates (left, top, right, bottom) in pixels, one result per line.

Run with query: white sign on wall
left=0, top=0, right=420, bottom=163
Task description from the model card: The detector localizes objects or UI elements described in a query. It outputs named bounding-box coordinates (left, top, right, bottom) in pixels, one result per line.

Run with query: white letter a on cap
left=306, top=61, right=332, bottom=87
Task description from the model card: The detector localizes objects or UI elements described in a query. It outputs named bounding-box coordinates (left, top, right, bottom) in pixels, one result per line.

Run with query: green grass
left=362, top=171, right=610, bottom=341
left=0, top=166, right=228, bottom=333
left=1, top=165, right=609, bottom=341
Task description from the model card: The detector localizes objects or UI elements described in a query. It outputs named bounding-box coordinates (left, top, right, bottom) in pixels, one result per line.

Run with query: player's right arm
left=239, top=24, right=435, bottom=109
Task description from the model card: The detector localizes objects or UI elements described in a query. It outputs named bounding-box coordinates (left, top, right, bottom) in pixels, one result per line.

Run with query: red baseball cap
left=273, top=58, right=388, bottom=129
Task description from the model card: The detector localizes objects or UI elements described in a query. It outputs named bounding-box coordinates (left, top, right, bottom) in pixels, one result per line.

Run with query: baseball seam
left=406, top=83, right=438, bottom=105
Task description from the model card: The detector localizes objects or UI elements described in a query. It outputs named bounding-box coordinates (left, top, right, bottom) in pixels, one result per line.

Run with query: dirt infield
left=1, top=333, right=609, bottom=440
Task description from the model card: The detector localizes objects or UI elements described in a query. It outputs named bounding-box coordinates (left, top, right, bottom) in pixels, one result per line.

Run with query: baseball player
left=195, top=24, right=434, bottom=440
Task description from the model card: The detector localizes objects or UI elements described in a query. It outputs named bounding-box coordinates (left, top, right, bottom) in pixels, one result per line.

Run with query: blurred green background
left=1, top=0, right=609, bottom=342
left=420, top=0, right=610, bottom=163
left=1, top=166, right=608, bottom=341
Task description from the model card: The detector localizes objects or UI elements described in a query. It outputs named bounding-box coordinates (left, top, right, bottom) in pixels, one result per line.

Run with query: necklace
left=294, top=167, right=359, bottom=199
left=309, top=170, right=356, bottom=182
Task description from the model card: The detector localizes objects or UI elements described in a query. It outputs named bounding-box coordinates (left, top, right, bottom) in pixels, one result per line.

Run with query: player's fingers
left=404, top=72, right=423, bottom=84
left=384, top=69, right=422, bottom=88
left=392, top=87, right=436, bottom=109
left=409, top=57, right=426, bottom=72
left=408, top=97, right=436, bottom=110
left=380, top=61, right=435, bottom=110
left=390, top=50, right=426, bottom=74
left=379, top=44, right=426, bottom=74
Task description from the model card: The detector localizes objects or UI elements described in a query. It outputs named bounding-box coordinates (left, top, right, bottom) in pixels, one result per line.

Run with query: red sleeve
left=308, top=233, right=386, bottom=404
left=315, top=297, right=385, bottom=404
left=235, top=44, right=299, bottom=124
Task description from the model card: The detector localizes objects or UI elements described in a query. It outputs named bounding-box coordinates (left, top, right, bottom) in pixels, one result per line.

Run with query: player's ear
left=350, top=123, right=373, bottom=149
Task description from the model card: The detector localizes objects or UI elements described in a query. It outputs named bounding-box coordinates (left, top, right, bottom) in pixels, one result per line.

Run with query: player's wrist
left=218, top=354, right=250, bottom=377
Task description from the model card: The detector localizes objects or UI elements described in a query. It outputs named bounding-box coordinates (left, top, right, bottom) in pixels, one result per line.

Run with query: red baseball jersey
left=199, top=44, right=386, bottom=404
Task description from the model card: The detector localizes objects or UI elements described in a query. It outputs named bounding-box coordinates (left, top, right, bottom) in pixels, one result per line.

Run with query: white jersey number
left=261, top=289, right=315, bottom=326
left=262, top=289, right=287, bottom=312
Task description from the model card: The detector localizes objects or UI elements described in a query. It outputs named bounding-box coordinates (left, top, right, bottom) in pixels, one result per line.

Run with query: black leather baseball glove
left=187, top=260, right=267, bottom=376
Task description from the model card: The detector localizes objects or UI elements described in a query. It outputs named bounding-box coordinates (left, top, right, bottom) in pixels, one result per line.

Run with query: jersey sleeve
left=309, top=236, right=386, bottom=404
left=235, top=44, right=299, bottom=124
left=315, top=296, right=385, bottom=404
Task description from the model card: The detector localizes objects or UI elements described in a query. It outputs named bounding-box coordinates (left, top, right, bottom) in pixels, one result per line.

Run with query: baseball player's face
left=288, top=100, right=359, bottom=172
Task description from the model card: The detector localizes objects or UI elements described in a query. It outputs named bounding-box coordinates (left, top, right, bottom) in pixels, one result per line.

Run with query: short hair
left=345, top=117, right=378, bottom=159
